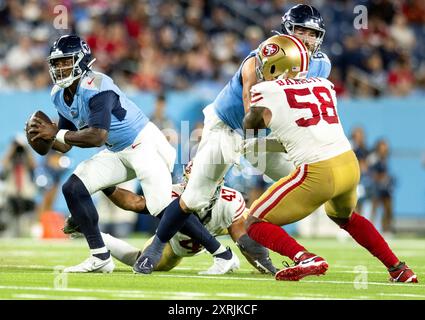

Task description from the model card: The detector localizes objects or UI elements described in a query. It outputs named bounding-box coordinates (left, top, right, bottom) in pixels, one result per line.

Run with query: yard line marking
left=332, top=270, right=387, bottom=274
left=0, top=264, right=57, bottom=269
left=0, top=265, right=422, bottom=288
left=156, top=274, right=425, bottom=287
left=0, top=285, right=296, bottom=300
left=332, top=265, right=425, bottom=271
left=13, top=294, right=99, bottom=300
left=378, top=293, right=425, bottom=298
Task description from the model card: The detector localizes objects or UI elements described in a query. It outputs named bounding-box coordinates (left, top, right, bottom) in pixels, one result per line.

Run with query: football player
left=243, top=35, right=418, bottom=283
left=280, top=4, right=330, bottom=77
left=28, top=35, right=236, bottom=274
left=64, top=164, right=277, bottom=275
left=134, top=4, right=332, bottom=274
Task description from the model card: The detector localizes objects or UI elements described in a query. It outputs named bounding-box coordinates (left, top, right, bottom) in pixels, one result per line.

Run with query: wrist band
left=55, top=129, right=69, bottom=144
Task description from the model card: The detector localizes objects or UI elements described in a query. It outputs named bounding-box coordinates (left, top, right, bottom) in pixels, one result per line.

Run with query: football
left=25, top=110, right=54, bottom=155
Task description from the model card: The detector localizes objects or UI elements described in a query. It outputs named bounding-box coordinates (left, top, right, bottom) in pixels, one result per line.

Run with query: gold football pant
left=249, top=151, right=360, bottom=225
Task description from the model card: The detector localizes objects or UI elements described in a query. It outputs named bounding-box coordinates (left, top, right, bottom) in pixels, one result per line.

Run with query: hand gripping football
left=26, top=110, right=54, bottom=155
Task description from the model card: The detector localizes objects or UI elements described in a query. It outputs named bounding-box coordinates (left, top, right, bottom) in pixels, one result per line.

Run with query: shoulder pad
left=50, top=85, right=61, bottom=97
left=79, top=72, right=103, bottom=91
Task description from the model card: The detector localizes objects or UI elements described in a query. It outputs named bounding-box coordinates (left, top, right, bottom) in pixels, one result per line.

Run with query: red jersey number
left=284, top=86, right=339, bottom=127
left=221, top=188, right=236, bottom=202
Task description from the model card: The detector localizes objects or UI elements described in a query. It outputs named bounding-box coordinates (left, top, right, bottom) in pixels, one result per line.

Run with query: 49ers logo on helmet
left=262, top=43, right=279, bottom=57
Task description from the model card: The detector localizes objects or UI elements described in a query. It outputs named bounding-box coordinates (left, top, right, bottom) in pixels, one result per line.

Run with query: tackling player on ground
left=243, top=35, right=418, bottom=283
left=64, top=163, right=277, bottom=275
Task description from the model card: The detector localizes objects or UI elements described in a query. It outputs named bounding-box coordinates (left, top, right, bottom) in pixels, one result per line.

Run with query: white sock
left=212, top=245, right=227, bottom=256
left=101, top=232, right=140, bottom=266
left=294, top=251, right=305, bottom=260
left=90, top=247, right=108, bottom=255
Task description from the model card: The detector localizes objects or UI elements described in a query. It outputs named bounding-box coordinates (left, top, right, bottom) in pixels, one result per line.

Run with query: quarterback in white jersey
left=243, top=35, right=418, bottom=283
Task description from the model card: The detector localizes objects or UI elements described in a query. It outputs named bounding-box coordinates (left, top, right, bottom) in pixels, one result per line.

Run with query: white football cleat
left=63, top=255, right=115, bottom=273
left=199, top=248, right=240, bottom=275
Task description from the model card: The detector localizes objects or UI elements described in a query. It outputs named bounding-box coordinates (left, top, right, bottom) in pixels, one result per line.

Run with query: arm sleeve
left=320, top=60, right=331, bottom=78
left=317, top=53, right=331, bottom=78
left=88, top=90, right=120, bottom=131
left=58, top=113, right=77, bottom=131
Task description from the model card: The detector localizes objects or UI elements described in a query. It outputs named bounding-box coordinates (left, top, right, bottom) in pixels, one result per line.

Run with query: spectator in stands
left=390, top=15, right=415, bottom=52
left=368, top=139, right=395, bottom=236
left=0, top=0, right=423, bottom=97
left=402, top=0, right=425, bottom=24
left=350, top=127, right=372, bottom=213
left=387, top=54, right=415, bottom=96
left=35, top=150, right=69, bottom=218
left=150, top=92, right=178, bottom=146
left=1, top=134, right=37, bottom=236
left=363, top=51, right=387, bottom=96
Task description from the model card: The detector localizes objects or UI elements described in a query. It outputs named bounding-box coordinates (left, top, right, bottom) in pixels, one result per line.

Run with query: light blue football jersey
left=213, top=51, right=331, bottom=133
left=51, top=71, right=149, bottom=152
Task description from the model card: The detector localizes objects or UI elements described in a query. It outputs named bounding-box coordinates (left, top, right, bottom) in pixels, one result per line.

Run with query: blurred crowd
left=0, top=134, right=73, bottom=236
left=350, top=127, right=395, bottom=235
left=0, top=0, right=424, bottom=97
left=0, top=0, right=420, bottom=237
left=0, top=134, right=143, bottom=237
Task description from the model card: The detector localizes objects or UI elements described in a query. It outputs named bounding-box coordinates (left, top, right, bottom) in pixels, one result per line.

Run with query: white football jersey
left=169, top=184, right=246, bottom=257
left=250, top=77, right=352, bottom=167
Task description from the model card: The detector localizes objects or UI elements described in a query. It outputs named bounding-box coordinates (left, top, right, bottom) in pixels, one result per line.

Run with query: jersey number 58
left=284, top=86, right=339, bottom=127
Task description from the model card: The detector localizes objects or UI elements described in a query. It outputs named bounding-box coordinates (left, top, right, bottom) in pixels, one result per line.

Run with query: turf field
left=0, top=236, right=423, bottom=300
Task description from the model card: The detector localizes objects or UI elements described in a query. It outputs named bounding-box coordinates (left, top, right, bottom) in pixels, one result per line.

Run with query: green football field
left=0, top=236, right=423, bottom=300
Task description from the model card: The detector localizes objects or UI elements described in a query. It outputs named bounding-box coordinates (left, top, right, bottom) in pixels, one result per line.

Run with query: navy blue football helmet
left=47, top=35, right=95, bottom=88
left=281, top=4, right=325, bottom=54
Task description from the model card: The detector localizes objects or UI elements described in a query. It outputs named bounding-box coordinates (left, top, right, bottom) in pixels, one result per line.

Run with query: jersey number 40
left=284, top=86, right=339, bottom=127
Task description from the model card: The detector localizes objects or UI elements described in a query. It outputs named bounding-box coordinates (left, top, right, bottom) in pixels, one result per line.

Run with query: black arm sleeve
left=58, top=113, right=77, bottom=131
left=88, top=90, right=120, bottom=131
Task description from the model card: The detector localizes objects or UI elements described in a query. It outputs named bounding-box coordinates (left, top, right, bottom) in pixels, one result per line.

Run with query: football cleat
left=63, top=255, right=114, bottom=273
left=388, top=262, right=418, bottom=283
left=62, top=215, right=80, bottom=234
left=253, top=257, right=277, bottom=275
left=133, top=255, right=155, bottom=274
left=199, top=248, right=240, bottom=275
left=275, top=252, right=328, bottom=281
